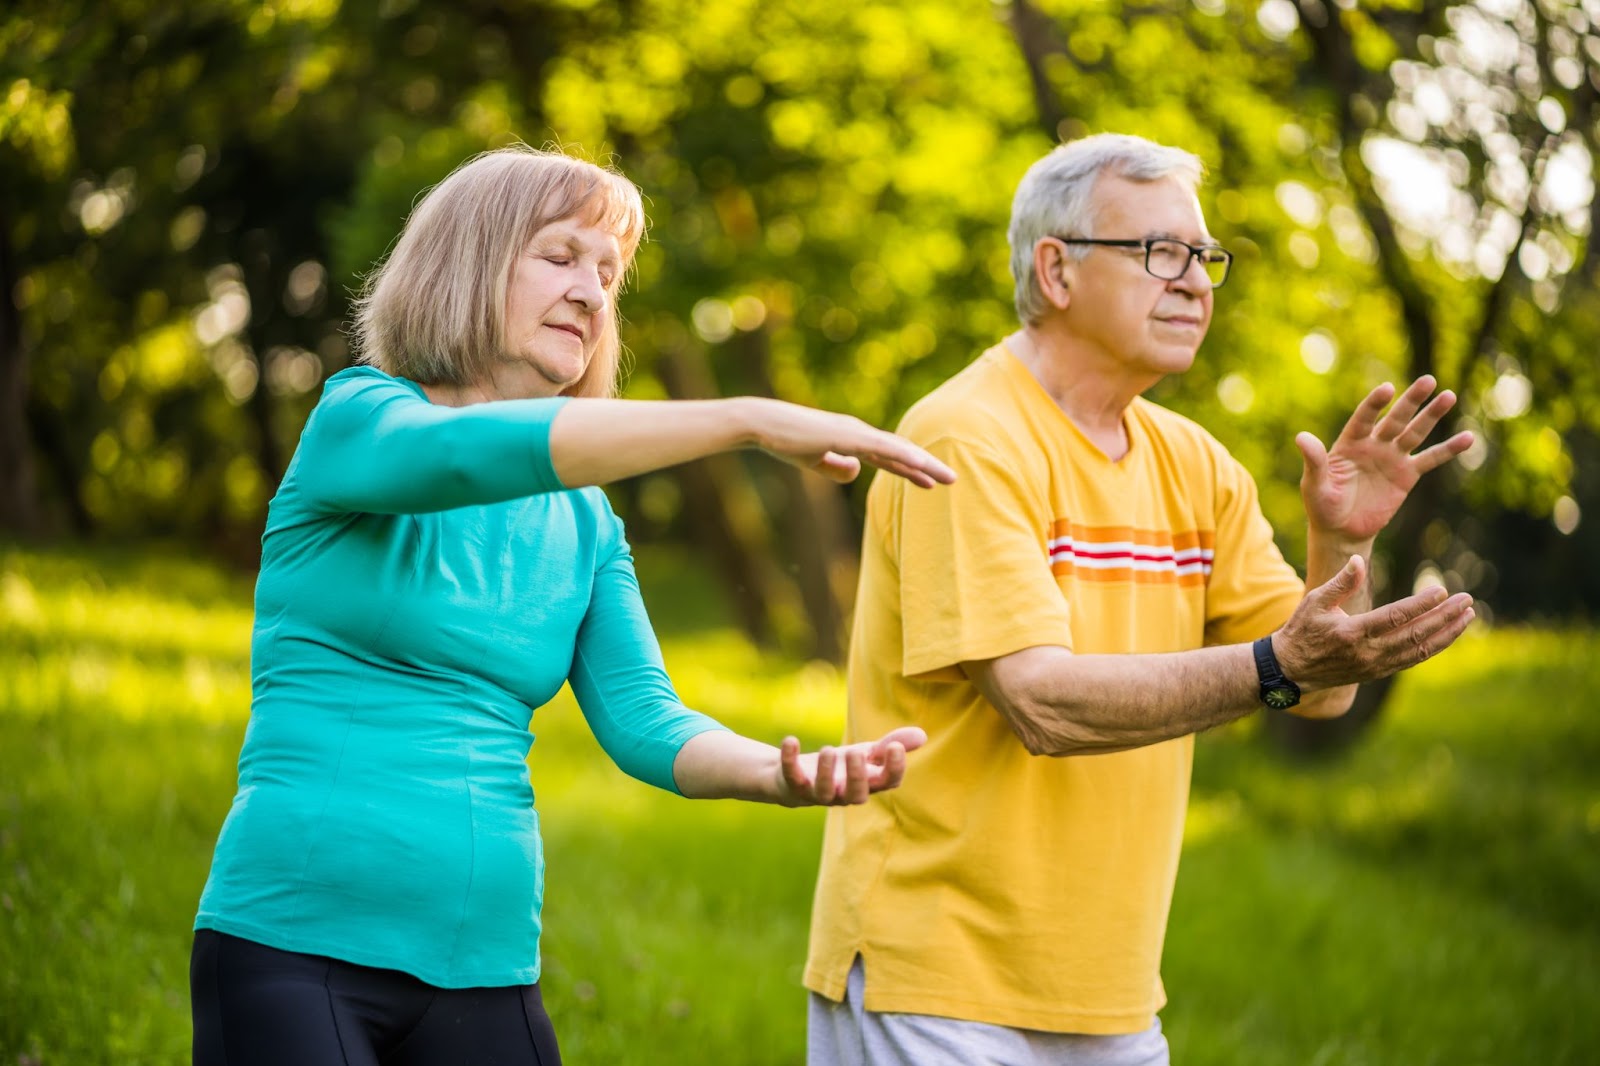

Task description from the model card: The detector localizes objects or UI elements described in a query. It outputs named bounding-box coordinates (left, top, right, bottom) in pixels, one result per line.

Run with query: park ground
left=2, top=542, right=1597, bottom=1064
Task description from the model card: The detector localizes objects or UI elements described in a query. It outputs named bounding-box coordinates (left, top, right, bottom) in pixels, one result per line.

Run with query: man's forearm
left=970, top=529, right=1473, bottom=758
left=966, top=643, right=1262, bottom=757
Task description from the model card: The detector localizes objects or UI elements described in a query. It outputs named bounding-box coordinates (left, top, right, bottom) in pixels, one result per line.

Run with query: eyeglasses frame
left=1049, top=236, right=1234, bottom=288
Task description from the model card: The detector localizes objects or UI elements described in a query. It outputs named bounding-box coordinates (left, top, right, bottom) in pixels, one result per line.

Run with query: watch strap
left=1252, top=635, right=1301, bottom=709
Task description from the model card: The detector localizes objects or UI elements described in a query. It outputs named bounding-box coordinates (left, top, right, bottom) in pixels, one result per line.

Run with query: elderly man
left=803, top=133, right=1477, bottom=1065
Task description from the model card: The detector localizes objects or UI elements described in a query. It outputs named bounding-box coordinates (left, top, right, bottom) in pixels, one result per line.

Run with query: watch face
left=1263, top=685, right=1300, bottom=710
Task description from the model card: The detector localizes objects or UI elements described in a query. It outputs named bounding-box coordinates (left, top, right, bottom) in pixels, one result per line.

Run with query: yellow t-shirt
left=804, top=344, right=1305, bottom=1034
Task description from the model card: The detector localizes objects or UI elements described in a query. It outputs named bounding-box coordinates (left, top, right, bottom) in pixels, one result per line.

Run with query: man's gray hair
left=1008, top=134, right=1205, bottom=325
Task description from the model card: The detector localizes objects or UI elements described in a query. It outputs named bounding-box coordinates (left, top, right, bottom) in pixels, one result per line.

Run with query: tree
left=4, top=0, right=1594, bottom=676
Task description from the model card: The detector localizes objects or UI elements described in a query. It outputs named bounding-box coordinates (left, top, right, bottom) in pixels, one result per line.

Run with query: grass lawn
left=2, top=541, right=1597, bottom=1063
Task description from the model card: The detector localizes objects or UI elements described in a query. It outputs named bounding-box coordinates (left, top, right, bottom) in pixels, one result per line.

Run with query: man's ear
left=1034, top=237, right=1074, bottom=313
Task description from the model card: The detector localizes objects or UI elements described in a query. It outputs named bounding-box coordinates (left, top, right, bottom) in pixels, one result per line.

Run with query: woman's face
left=501, top=216, right=623, bottom=396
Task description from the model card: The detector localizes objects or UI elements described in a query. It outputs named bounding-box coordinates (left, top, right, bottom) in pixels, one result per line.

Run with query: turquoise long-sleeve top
left=195, top=366, right=725, bottom=988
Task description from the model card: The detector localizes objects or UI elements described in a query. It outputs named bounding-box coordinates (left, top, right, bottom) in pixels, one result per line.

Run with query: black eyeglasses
left=1052, top=237, right=1233, bottom=288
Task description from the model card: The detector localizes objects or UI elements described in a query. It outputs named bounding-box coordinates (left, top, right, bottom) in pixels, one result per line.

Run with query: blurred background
left=2, top=0, right=1597, bottom=1062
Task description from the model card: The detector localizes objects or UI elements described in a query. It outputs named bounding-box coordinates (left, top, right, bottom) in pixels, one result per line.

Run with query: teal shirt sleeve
left=569, top=508, right=728, bottom=795
left=294, top=366, right=570, bottom=515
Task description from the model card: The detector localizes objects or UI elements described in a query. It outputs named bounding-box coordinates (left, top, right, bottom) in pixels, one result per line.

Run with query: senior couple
left=190, top=132, right=1474, bottom=1065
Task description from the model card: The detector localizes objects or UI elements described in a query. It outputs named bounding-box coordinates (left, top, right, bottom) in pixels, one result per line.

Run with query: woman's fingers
left=811, top=452, right=863, bottom=484
left=813, top=746, right=839, bottom=804
left=760, top=404, right=955, bottom=488
left=780, top=736, right=809, bottom=795
left=827, top=440, right=952, bottom=487
left=842, top=748, right=870, bottom=804
left=875, top=726, right=928, bottom=754
left=873, top=742, right=907, bottom=791
left=865, top=436, right=955, bottom=486
left=782, top=727, right=926, bottom=807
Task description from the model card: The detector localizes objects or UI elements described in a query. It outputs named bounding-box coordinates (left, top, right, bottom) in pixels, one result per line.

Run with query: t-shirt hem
left=803, top=963, right=1159, bottom=1035
left=194, top=914, right=540, bottom=989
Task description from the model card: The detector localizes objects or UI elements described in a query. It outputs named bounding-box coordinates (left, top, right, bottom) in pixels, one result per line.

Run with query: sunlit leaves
left=1, top=78, right=75, bottom=177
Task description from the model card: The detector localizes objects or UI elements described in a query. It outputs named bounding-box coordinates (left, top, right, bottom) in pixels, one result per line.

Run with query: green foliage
left=4, top=543, right=1599, bottom=1063
left=3, top=0, right=1597, bottom=594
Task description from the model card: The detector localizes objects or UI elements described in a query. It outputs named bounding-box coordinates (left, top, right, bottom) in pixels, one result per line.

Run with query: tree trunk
left=1260, top=1, right=1448, bottom=755
left=738, top=326, right=853, bottom=663
left=653, top=346, right=795, bottom=650
left=0, top=202, right=42, bottom=535
left=1007, top=0, right=1073, bottom=139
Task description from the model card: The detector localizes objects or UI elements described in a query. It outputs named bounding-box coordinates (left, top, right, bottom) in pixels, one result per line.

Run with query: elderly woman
left=189, top=146, right=950, bottom=1066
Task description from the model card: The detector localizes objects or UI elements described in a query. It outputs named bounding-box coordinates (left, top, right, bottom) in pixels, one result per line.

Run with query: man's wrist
left=1255, top=634, right=1302, bottom=709
left=1306, top=527, right=1374, bottom=559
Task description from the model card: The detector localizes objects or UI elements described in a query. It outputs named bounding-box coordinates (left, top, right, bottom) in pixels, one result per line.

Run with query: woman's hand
left=773, top=727, right=929, bottom=807
left=740, top=398, right=955, bottom=489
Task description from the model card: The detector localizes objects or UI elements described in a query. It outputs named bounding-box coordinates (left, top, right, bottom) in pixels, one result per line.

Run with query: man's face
left=1058, top=174, right=1216, bottom=379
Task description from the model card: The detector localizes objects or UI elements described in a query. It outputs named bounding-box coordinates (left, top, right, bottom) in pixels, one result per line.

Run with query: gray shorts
left=807, top=957, right=1170, bottom=1066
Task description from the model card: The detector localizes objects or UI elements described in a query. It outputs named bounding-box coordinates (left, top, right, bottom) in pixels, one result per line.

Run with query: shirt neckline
left=992, top=343, right=1141, bottom=471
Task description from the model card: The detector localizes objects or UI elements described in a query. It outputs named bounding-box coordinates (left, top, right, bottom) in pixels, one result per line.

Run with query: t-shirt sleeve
left=567, top=506, right=728, bottom=794
left=898, top=436, right=1073, bottom=677
left=291, top=367, right=570, bottom=515
left=1203, top=451, right=1306, bottom=646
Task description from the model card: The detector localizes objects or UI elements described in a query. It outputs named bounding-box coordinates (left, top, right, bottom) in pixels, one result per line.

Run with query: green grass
left=3, top=542, right=1598, bottom=1064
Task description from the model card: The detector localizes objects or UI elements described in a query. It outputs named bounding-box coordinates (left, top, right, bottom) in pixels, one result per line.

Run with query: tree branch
left=1297, top=0, right=1438, bottom=380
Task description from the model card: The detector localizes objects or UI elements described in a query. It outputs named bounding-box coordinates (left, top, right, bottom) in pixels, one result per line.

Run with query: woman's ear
left=1034, top=237, right=1073, bottom=313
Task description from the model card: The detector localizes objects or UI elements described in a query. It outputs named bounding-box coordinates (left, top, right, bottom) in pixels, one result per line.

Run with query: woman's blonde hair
left=352, top=145, right=646, bottom=398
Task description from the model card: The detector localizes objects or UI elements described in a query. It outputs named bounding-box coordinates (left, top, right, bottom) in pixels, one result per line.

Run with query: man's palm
left=1298, top=376, right=1474, bottom=542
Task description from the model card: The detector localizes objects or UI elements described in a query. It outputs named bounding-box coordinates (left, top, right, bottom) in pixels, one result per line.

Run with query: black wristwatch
left=1252, top=635, right=1301, bottom=710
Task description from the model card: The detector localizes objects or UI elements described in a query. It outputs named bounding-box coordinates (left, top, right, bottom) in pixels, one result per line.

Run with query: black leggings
left=190, top=930, right=562, bottom=1066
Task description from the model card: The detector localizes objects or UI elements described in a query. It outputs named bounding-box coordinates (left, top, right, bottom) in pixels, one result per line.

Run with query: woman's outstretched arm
left=549, top=396, right=954, bottom=490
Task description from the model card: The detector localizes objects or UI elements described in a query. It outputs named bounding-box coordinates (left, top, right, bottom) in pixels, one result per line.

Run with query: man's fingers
left=1337, top=382, right=1396, bottom=443
left=1374, top=375, right=1437, bottom=441
left=1354, top=584, right=1451, bottom=638
left=1425, top=604, right=1476, bottom=663
left=1309, top=555, right=1366, bottom=611
left=1392, top=389, right=1456, bottom=451
left=1410, top=431, right=1476, bottom=475
left=1295, top=432, right=1328, bottom=482
left=1375, top=595, right=1475, bottom=666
